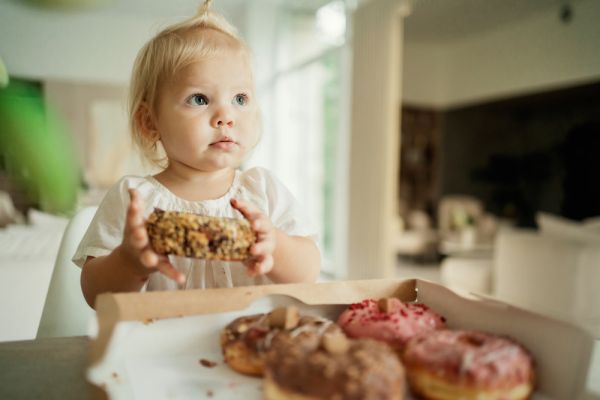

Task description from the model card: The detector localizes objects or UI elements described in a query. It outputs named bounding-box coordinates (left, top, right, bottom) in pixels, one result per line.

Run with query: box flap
left=91, top=279, right=416, bottom=363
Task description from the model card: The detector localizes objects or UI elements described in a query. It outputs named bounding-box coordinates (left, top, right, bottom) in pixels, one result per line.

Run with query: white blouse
left=73, top=167, right=317, bottom=290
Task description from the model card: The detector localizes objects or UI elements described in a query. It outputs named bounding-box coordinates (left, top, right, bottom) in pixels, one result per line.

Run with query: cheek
left=159, top=117, right=208, bottom=145
left=239, top=112, right=260, bottom=142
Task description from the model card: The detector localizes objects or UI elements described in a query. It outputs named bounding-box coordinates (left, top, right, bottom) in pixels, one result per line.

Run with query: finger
left=252, top=217, right=270, bottom=233
left=256, top=255, right=274, bottom=275
left=127, top=189, right=144, bottom=227
left=128, top=188, right=140, bottom=211
left=129, top=226, right=149, bottom=249
left=251, top=241, right=275, bottom=257
left=124, top=204, right=136, bottom=237
left=140, top=248, right=159, bottom=268
left=230, top=198, right=260, bottom=221
left=244, top=258, right=260, bottom=277
left=156, top=254, right=171, bottom=263
left=246, top=252, right=273, bottom=276
left=156, top=261, right=186, bottom=284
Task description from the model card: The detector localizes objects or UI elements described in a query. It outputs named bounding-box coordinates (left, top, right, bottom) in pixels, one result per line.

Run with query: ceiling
left=97, top=0, right=567, bottom=39
left=14, top=0, right=573, bottom=43
left=404, top=0, right=568, bottom=42
left=84, top=0, right=333, bottom=18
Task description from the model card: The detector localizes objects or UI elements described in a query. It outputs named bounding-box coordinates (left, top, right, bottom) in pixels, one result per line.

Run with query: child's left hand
left=230, top=198, right=276, bottom=277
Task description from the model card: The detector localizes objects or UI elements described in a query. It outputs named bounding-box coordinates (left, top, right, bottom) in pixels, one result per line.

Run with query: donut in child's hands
left=336, top=298, right=447, bottom=352
left=220, top=306, right=341, bottom=377
left=403, top=330, right=535, bottom=400
left=264, top=331, right=406, bottom=400
left=146, top=208, right=256, bottom=261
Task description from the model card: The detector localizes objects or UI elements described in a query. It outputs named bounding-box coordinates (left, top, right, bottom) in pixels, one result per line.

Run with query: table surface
left=1, top=335, right=599, bottom=400
left=0, top=336, right=105, bottom=400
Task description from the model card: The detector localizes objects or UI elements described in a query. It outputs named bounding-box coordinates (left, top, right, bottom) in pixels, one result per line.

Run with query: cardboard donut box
left=88, top=279, right=596, bottom=399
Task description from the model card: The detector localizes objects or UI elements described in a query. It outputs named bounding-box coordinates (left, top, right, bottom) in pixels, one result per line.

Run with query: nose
left=211, top=106, right=235, bottom=129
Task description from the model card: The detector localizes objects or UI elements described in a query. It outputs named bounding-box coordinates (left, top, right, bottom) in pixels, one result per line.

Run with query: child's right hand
left=120, top=189, right=186, bottom=285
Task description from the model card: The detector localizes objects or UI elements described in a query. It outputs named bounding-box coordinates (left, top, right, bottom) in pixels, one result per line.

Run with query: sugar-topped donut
left=336, top=298, right=447, bottom=351
left=264, top=331, right=406, bottom=400
left=403, top=330, right=535, bottom=400
left=220, top=306, right=341, bottom=376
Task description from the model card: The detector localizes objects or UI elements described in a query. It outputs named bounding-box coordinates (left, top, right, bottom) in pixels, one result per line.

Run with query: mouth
left=211, top=135, right=236, bottom=144
left=210, top=136, right=238, bottom=150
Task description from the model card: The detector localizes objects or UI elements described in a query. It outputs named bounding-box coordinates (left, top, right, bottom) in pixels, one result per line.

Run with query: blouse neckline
left=145, top=169, right=241, bottom=211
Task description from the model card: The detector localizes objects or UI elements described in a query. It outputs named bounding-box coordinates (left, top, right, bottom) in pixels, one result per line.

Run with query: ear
left=135, top=102, right=159, bottom=142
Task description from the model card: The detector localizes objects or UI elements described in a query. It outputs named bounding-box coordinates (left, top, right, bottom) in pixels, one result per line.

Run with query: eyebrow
left=179, top=82, right=252, bottom=92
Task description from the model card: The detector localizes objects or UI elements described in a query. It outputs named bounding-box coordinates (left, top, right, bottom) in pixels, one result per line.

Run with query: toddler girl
left=74, top=0, right=321, bottom=308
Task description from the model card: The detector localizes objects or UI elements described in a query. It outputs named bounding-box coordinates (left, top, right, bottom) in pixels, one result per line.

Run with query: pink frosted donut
left=336, top=298, right=447, bottom=351
left=403, top=330, right=535, bottom=400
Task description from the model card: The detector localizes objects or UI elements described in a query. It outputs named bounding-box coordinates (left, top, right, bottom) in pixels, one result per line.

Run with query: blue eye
left=234, top=94, right=248, bottom=106
left=188, top=94, right=208, bottom=106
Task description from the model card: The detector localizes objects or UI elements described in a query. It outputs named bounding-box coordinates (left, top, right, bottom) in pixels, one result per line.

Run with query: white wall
left=403, top=0, right=600, bottom=109
left=0, top=1, right=245, bottom=85
left=0, top=2, right=158, bottom=84
left=402, top=41, right=447, bottom=107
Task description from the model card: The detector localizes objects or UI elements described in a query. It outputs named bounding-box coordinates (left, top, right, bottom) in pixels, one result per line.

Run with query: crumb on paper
left=143, top=318, right=156, bottom=325
left=110, top=372, right=121, bottom=383
left=228, top=382, right=239, bottom=389
left=200, top=358, right=218, bottom=368
left=207, top=389, right=214, bottom=397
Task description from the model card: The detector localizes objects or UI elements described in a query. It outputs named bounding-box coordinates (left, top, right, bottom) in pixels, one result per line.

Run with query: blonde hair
left=129, top=0, right=250, bottom=167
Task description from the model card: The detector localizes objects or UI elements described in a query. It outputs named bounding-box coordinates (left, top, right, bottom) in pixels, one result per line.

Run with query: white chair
left=440, top=255, right=493, bottom=295
left=37, top=206, right=97, bottom=338
left=493, top=227, right=600, bottom=338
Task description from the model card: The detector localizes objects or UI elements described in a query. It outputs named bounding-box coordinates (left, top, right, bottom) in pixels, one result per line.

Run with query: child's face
left=154, top=47, right=259, bottom=173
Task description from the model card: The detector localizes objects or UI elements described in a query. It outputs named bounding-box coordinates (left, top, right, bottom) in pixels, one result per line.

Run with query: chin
left=201, top=157, right=243, bottom=171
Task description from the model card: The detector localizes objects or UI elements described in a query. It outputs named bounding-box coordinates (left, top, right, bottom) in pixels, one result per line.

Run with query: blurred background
left=1, top=0, right=600, bottom=341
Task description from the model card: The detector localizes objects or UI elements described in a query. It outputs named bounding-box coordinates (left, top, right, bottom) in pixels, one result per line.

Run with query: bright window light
left=316, top=1, right=346, bottom=46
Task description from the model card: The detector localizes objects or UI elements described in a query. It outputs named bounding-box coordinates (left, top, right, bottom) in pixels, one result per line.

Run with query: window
left=245, top=1, right=350, bottom=277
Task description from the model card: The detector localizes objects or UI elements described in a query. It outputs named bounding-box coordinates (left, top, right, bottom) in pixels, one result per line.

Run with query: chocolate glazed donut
left=220, top=306, right=341, bottom=377
left=264, top=332, right=406, bottom=400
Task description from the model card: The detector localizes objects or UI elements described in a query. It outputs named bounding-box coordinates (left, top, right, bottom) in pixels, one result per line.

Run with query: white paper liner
left=88, top=295, right=345, bottom=399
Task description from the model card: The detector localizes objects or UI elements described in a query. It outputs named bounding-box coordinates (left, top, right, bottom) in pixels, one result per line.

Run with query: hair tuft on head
left=199, top=0, right=214, bottom=18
